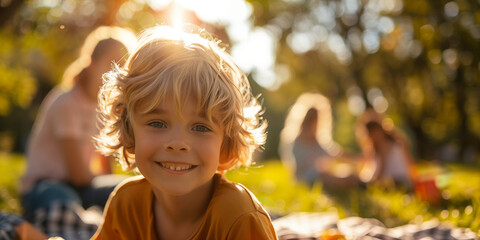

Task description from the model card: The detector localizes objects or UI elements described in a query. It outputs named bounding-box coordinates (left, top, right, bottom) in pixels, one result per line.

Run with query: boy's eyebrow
left=143, top=108, right=166, bottom=115
left=198, top=111, right=221, bottom=123
left=142, top=108, right=219, bottom=123
left=144, top=108, right=220, bottom=123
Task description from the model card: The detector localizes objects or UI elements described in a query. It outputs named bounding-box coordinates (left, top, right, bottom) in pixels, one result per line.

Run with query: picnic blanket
left=273, top=212, right=479, bottom=240
left=3, top=208, right=478, bottom=239
left=0, top=212, right=23, bottom=240
left=1, top=201, right=100, bottom=240
left=30, top=201, right=100, bottom=240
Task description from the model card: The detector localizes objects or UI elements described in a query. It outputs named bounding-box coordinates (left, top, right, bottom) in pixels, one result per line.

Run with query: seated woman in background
left=19, top=26, right=136, bottom=238
left=355, top=109, right=418, bottom=189
left=279, top=93, right=345, bottom=187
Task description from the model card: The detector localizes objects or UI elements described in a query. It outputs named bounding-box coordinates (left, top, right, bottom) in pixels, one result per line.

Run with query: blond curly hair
left=94, top=25, right=266, bottom=173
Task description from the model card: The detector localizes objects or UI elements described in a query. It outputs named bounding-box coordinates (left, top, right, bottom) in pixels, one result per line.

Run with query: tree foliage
left=247, top=0, right=480, bottom=163
left=0, top=0, right=479, bottom=164
left=0, top=0, right=224, bottom=152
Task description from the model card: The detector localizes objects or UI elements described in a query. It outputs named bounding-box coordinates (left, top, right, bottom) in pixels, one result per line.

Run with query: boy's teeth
left=160, top=162, right=193, bottom=171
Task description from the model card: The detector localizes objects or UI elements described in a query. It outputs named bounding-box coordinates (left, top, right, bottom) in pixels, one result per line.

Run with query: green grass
left=226, top=160, right=480, bottom=233
left=1, top=154, right=479, bottom=234
left=0, top=153, right=25, bottom=214
left=226, top=162, right=344, bottom=216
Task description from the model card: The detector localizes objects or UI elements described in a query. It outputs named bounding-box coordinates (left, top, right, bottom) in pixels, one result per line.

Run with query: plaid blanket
left=273, top=212, right=479, bottom=240
left=30, top=201, right=101, bottom=240
left=0, top=212, right=23, bottom=240
left=7, top=205, right=478, bottom=239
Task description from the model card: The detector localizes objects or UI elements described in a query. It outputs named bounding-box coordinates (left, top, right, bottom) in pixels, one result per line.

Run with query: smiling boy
left=92, top=25, right=277, bottom=240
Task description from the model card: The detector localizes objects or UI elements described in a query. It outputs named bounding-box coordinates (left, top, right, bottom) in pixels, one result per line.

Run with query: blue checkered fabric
left=0, top=212, right=24, bottom=240
left=273, top=213, right=479, bottom=240
left=31, top=201, right=101, bottom=240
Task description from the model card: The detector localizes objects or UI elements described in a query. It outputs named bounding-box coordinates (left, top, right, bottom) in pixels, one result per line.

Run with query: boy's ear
left=119, top=135, right=135, bottom=154
left=218, top=150, right=234, bottom=172
left=125, top=146, right=135, bottom=154
left=217, top=138, right=236, bottom=172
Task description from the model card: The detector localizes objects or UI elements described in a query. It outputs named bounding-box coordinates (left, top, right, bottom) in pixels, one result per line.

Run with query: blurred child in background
left=355, top=108, right=418, bottom=189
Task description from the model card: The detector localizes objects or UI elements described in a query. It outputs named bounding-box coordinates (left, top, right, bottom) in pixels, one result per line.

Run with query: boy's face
left=131, top=95, right=224, bottom=197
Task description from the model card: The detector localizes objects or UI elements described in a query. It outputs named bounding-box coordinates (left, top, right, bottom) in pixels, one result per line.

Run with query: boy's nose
left=165, top=141, right=190, bottom=152
left=164, top=129, right=190, bottom=152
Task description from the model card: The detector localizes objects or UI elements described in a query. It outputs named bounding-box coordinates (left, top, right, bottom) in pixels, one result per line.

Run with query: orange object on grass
left=414, top=177, right=441, bottom=205
left=318, top=229, right=347, bottom=240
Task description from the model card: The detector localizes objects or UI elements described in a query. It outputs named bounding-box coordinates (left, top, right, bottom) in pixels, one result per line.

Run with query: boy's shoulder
left=110, top=175, right=151, bottom=203
left=114, top=175, right=149, bottom=193
left=209, top=174, right=268, bottom=217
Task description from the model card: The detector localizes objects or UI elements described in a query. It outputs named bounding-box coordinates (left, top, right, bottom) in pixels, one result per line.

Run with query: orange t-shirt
left=92, top=174, right=278, bottom=240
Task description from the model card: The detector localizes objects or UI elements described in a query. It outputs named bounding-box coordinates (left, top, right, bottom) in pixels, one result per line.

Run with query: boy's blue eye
left=193, top=125, right=211, bottom=132
left=148, top=121, right=165, bottom=128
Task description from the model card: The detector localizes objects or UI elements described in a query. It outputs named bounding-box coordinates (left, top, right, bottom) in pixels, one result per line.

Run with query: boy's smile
left=131, top=94, right=224, bottom=196
left=156, top=161, right=197, bottom=173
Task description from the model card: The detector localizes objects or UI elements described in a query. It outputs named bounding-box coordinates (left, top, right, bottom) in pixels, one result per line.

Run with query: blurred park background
left=1, top=0, right=479, bottom=233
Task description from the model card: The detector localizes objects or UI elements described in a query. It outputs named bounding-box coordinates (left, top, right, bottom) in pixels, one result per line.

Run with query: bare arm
left=60, top=138, right=94, bottom=187
left=357, top=153, right=383, bottom=184
left=370, top=155, right=384, bottom=182
left=14, top=221, right=48, bottom=240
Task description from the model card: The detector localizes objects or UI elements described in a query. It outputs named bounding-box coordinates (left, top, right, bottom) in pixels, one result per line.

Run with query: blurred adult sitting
left=19, top=26, right=136, bottom=238
left=279, top=93, right=344, bottom=187
left=355, top=108, right=418, bottom=189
